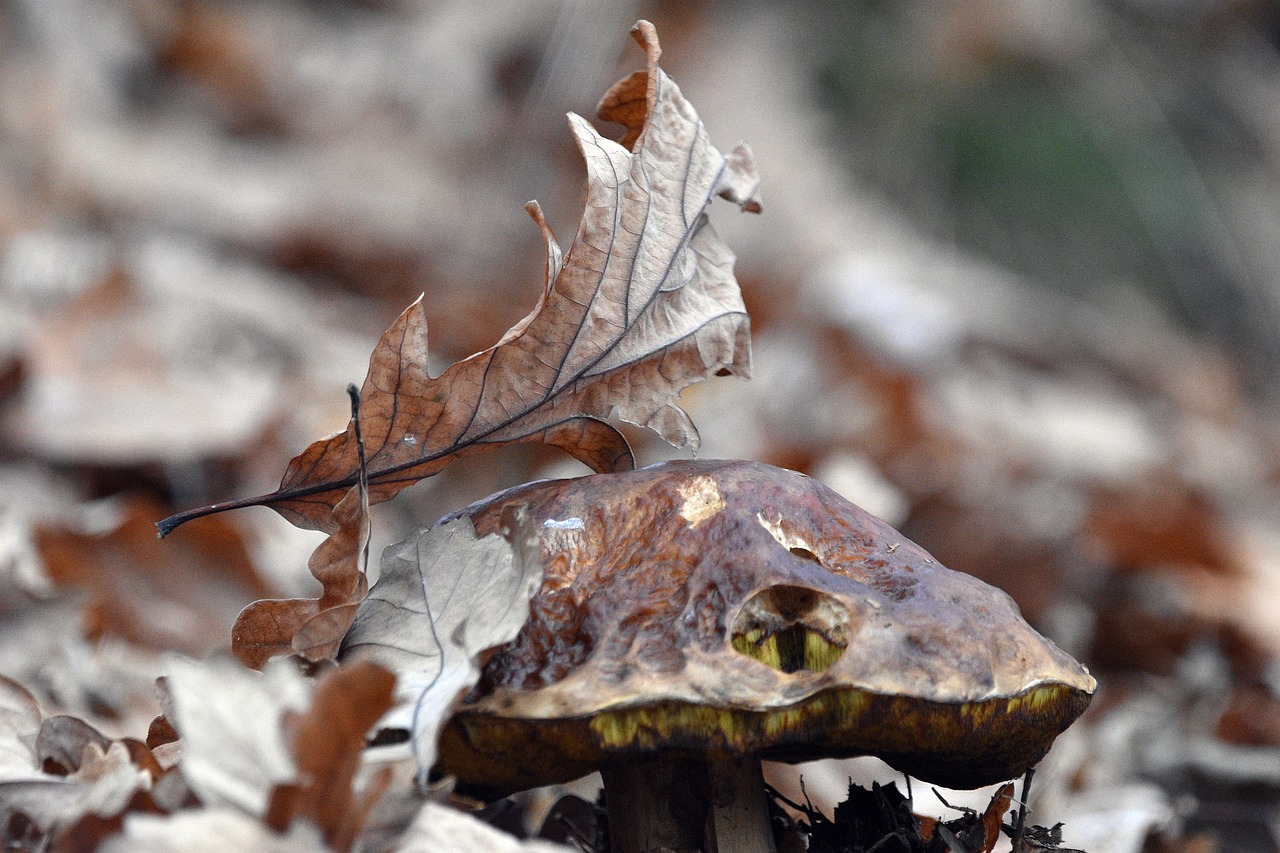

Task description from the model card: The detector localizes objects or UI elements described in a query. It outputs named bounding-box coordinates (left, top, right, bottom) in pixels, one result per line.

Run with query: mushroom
left=436, top=460, right=1095, bottom=853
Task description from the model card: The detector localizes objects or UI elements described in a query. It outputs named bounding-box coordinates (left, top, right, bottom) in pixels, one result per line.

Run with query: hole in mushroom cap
left=730, top=585, right=850, bottom=674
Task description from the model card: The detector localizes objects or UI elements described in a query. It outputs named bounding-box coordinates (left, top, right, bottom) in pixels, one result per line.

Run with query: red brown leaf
left=982, top=782, right=1015, bottom=853
left=267, top=659, right=396, bottom=852
left=145, top=716, right=179, bottom=751
left=231, top=599, right=321, bottom=670
left=158, top=19, right=759, bottom=536
left=230, top=482, right=369, bottom=667
left=232, top=389, right=371, bottom=668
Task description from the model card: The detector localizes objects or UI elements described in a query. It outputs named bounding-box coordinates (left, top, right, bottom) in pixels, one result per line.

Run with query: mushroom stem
left=602, top=756, right=708, bottom=853
left=601, top=754, right=777, bottom=853
left=706, top=755, right=777, bottom=853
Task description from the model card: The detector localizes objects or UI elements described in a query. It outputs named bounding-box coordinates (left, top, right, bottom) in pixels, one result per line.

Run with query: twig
left=1012, top=768, right=1035, bottom=853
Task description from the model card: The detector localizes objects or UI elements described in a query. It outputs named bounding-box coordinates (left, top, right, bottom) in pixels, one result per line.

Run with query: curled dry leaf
left=36, top=715, right=111, bottom=776
left=158, top=18, right=760, bottom=537
left=983, top=783, right=1016, bottom=853
left=231, top=447, right=370, bottom=668
left=340, top=515, right=543, bottom=783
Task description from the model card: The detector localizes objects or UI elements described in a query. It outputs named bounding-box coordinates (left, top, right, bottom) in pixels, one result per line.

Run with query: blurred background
left=2, top=0, right=1279, bottom=850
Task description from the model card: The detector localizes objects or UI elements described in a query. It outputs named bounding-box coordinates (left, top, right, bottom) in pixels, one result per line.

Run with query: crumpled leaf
left=340, top=514, right=543, bottom=782
left=158, top=18, right=760, bottom=536
left=36, top=715, right=112, bottom=776
left=231, top=464, right=369, bottom=668
left=231, top=387, right=371, bottom=668
left=38, top=743, right=164, bottom=851
left=0, top=681, right=165, bottom=851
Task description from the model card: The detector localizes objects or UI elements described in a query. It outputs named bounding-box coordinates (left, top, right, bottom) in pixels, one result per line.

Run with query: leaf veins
left=158, top=19, right=760, bottom=536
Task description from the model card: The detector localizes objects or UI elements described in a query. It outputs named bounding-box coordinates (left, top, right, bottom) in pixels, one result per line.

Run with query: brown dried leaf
left=159, top=19, right=759, bottom=536
left=230, top=599, right=319, bottom=670
left=231, top=452, right=369, bottom=668
left=981, top=783, right=1016, bottom=853
left=0, top=714, right=161, bottom=852
left=265, top=659, right=396, bottom=852
left=145, top=716, right=179, bottom=752
left=917, top=783, right=1014, bottom=853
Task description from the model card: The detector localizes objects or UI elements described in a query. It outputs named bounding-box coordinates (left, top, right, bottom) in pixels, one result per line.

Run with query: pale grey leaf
left=163, top=655, right=309, bottom=816
left=341, top=514, right=543, bottom=780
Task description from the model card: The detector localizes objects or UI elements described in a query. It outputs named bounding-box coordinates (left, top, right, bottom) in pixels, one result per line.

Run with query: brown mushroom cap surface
left=438, top=459, right=1095, bottom=794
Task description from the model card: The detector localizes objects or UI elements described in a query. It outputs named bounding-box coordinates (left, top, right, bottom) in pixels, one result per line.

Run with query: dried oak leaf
left=158, top=18, right=759, bottom=537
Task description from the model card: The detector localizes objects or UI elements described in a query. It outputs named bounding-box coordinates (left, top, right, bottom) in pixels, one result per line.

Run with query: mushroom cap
left=438, top=460, right=1094, bottom=794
